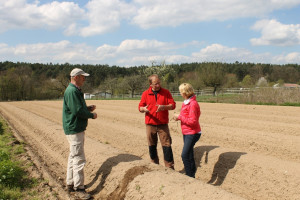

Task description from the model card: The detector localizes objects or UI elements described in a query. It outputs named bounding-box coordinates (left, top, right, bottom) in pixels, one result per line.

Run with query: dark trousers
left=146, top=124, right=174, bottom=169
left=182, top=134, right=201, bottom=177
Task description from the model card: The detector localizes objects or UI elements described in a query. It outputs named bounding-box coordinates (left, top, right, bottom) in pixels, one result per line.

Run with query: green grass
left=91, top=97, right=142, bottom=100
left=90, top=94, right=241, bottom=103
left=0, top=117, right=42, bottom=200
left=88, top=88, right=300, bottom=107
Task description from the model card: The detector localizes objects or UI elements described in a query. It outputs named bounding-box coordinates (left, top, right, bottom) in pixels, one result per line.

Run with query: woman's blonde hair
left=179, top=83, right=194, bottom=98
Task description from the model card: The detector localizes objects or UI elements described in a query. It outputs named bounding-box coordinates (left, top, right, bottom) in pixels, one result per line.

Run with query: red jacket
left=178, top=95, right=201, bottom=135
left=139, top=87, right=176, bottom=125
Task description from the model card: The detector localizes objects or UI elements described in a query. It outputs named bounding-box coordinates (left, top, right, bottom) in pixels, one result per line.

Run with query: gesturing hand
left=156, top=104, right=165, bottom=112
left=92, top=113, right=97, bottom=119
left=141, top=105, right=150, bottom=113
left=88, top=105, right=96, bottom=111
left=173, top=113, right=179, bottom=121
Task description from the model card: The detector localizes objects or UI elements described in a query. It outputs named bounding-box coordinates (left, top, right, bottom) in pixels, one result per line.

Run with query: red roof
left=283, top=83, right=300, bottom=88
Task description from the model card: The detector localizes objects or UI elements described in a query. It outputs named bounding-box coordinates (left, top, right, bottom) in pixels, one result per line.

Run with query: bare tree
left=46, top=73, right=70, bottom=96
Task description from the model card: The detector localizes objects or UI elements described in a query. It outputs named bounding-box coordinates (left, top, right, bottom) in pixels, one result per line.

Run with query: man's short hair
left=148, top=74, right=159, bottom=84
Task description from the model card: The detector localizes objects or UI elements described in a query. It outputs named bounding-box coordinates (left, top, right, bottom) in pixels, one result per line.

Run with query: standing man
left=138, top=74, right=176, bottom=169
left=63, top=68, right=97, bottom=200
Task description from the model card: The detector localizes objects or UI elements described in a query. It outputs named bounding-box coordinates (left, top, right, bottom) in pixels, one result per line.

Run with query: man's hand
left=156, top=104, right=173, bottom=112
left=88, top=105, right=96, bottom=112
left=92, top=113, right=97, bottom=119
left=156, top=105, right=165, bottom=112
left=140, top=105, right=150, bottom=113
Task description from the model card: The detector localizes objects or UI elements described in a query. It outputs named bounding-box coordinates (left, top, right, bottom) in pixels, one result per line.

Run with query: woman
left=174, top=83, right=201, bottom=178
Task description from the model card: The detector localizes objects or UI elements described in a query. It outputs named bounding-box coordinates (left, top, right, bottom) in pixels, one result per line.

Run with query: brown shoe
left=74, top=189, right=91, bottom=200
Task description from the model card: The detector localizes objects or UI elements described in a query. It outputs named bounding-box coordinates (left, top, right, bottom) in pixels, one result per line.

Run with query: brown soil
left=0, top=100, right=299, bottom=200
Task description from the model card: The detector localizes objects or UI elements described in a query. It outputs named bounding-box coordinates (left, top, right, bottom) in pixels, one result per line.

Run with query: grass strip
left=0, top=117, right=52, bottom=200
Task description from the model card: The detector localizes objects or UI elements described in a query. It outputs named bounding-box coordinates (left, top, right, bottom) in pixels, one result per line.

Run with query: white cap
left=70, top=68, right=90, bottom=77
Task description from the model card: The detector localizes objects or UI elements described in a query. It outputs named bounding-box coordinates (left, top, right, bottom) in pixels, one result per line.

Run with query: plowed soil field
left=0, top=100, right=299, bottom=200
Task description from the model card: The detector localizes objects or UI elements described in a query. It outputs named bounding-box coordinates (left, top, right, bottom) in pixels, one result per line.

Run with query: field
left=0, top=100, right=299, bottom=200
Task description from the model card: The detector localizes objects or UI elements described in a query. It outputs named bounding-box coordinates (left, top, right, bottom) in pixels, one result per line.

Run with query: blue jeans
left=181, top=134, right=201, bottom=178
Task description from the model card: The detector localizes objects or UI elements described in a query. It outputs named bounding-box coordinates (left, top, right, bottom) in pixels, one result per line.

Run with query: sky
left=1, top=0, right=300, bottom=67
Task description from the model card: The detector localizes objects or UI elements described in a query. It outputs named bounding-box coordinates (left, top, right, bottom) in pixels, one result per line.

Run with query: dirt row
left=0, top=100, right=299, bottom=199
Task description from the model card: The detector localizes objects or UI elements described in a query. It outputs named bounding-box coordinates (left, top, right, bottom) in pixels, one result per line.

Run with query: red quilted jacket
left=138, top=87, right=176, bottom=125
left=178, top=95, right=201, bottom=135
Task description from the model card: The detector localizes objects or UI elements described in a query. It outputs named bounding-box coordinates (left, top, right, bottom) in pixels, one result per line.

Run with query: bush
left=0, top=122, right=3, bottom=135
left=0, top=150, right=10, bottom=162
left=0, top=160, right=25, bottom=188
left=0, top=185, right=22, bottom=199
left=238, top=87, right=300, bottom=105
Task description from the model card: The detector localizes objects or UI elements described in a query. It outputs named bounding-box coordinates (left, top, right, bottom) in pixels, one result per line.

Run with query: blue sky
left=1, top=0, right=300, bottom=67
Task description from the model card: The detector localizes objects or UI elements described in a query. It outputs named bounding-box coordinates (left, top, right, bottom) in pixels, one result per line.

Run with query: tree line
left=0, top=61, right=299, bottom=101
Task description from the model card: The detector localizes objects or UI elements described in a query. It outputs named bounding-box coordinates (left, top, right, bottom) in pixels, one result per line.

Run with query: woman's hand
left=173, top=113, right=179, bottom=121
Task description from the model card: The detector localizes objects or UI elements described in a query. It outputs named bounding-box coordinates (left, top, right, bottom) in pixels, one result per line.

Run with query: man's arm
left=167, top=90, right=176, bottom=110
left=67, top=91, right=94, bottom=119
left=156, top=104, right=173, bottom=112
left=156, top=89, right=176, bottom=112
left=138, top=92, right=149, bottom=113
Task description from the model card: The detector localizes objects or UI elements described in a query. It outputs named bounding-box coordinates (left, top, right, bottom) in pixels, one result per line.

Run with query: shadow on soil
left=179, top=145, right=219, bottom=174
left=85, top=153, right=142, bottom=196
left=194, top=145, right=220, bottom=168
left=207, top=152, right=247, bottom=186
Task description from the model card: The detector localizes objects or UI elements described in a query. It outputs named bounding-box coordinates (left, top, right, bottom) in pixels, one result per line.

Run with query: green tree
left=99, top=77, right=119, bottom=97
left=197, top=63, right=226, bottom=95
left=179, top=71, right=204, bottom=90
left=45, top=73, right=69, bottom=97
left=144, top=61, right=176, bottom=85
left=122, top=75, right=146, bottom=98
left=223, top=73, right=239, bottom=88
left=0, top=68, right=21, bottom=100
left=277, top=79, right=284, bottom=86
left=249, top=64, right=264, bottom=83
left=241, top=75, right=253, bottom=88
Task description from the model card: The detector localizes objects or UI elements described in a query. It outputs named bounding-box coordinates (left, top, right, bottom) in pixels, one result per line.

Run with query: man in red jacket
left=138, top=74, right=176, bottom=169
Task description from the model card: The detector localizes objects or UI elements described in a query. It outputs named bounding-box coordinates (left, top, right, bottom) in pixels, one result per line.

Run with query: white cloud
left=191, top=43, right=300, bottom=64
left=1, top=40, right=300, bottom=66
left=274, top=52, right=300, bottom=63
left=132, top=0, right=300, bottom=29
left=192, top=44, right=253, bottom=62
left=0, top=0, right=84, bottom=32
left=14, top=40, right=71, bottom=55
left=117, top=39, right=174, bottom=54
left=76, top=0, right=136, bottom=36
left=95, top=39, right=177, bottom=66
left=0, top=39, right=182, bottom=65
left=0, top=0, right=135, bottom=36
left=0, top=41, right=98, bottom=64
left=250, top=19, right=300, bottom=46
left=2, top=0, right=300, bottom=35
left=96, top=44, right=118, bottom=55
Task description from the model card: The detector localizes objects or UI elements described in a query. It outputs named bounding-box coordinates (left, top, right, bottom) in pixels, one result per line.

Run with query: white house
left=84, top=93, right=95, bottom=99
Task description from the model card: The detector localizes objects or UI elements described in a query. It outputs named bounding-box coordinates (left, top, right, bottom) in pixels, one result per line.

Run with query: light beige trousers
left=66, top=132, right=86, bottom=189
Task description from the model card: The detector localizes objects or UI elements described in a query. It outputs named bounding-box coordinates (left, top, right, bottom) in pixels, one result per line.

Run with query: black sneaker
left=74, top=189, right=91, bottom=200
left=67, top=185, right=75, bottom=193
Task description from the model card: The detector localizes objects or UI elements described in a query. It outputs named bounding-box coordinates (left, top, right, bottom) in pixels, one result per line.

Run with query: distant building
left=84, top=93, right=95, bottom=99
left=273, top=83, right=300, bottom=88
left=283, top=83, right=300, bottom=88
left=93, top=92, right=112, bottom=98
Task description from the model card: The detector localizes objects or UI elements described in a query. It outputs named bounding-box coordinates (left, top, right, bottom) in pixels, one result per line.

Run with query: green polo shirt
left=62, top=83, right=94, bottom=134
